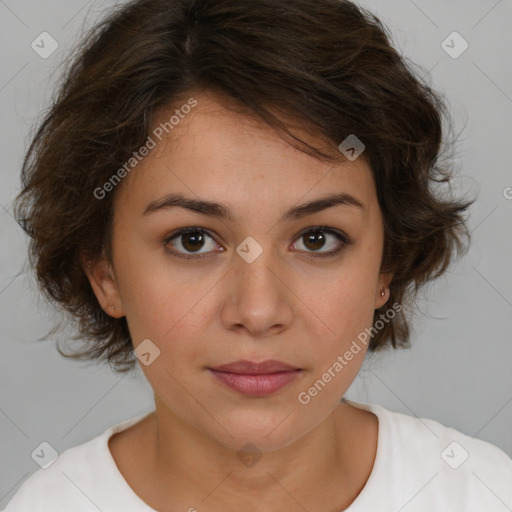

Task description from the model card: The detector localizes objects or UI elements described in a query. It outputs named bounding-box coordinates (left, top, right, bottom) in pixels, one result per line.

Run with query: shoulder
left=2, top=435, right=105, bottom=511
left=380, top=403, right=512, bottom=468
left=374, top=402, right=512, bottom=505
left=344, top=399, right=512, bottom=509
left=2, top=413, right=150, bottom=512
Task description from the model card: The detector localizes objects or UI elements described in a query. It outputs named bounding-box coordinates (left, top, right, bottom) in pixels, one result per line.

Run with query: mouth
left=207, top=359, right=302, bottom=396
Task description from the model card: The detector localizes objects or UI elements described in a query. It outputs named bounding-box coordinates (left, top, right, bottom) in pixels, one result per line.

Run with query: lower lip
left=208, top=369, right=301, bottom=396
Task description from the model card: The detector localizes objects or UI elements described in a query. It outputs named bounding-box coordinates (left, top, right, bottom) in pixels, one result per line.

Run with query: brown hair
left=14, top=0, right=475, bottom=373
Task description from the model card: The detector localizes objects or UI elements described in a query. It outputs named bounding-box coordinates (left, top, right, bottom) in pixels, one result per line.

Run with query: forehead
left=114, top=91, right=377, bottom=219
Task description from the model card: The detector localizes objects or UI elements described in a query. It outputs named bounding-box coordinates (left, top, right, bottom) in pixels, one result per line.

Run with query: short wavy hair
left=15, top=0, right=475, bottom=373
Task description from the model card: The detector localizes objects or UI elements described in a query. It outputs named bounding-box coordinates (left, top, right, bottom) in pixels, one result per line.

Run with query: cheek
left=113, top=235, right=213, bottom=337
left=294, top=276, right=373, bottom=405
left=293, top=264, right=378, bottom=393
left=298, top=265, right=377, bottom=341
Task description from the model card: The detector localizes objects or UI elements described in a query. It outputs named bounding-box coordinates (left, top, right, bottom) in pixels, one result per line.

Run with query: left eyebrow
left=281, top=192, right=366, bottom=221
left=142, top=192, right=366, bottom=221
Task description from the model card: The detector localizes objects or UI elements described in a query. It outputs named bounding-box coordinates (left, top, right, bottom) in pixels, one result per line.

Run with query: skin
left=85, top=90, right=393, bottom=511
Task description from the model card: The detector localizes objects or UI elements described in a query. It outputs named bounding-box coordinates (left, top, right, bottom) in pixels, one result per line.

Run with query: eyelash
left=163, top=226, right=352, bottom=261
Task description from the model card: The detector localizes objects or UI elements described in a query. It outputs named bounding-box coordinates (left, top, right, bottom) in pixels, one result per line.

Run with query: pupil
left=304, top=231, right=325, bottom=251
left=182, top=232, right=204, bottom=252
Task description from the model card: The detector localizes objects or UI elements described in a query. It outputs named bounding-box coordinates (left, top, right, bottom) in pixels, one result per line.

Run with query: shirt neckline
left=98, top=399, right=388, bottom=510
left=99, top=411, right=158, bottom=510
left=340, top=398, right=390, bottom=509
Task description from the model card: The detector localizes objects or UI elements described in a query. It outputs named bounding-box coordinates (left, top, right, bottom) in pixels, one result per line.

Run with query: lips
left=208, top=360, right=302, bottom=396
left=209, top=359, right=300, bottom=374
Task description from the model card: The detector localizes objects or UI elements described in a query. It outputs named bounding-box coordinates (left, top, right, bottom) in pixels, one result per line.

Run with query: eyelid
left=294, top=225, right=352, bottom=245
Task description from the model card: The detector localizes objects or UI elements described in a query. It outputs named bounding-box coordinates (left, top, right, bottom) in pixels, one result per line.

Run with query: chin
left=205, top=408, right=309, bottom=453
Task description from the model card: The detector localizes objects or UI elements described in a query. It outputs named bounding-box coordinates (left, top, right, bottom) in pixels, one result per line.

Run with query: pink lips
left=208, top=359, right=302, bottom=396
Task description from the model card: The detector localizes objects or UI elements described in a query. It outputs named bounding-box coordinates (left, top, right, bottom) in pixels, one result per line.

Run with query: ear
left=81, top=254, right=125, bottom=318
left=374, top=271, right=394, bottom=310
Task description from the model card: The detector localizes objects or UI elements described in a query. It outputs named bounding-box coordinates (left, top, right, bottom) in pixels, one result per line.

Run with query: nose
left=220, top=244, right=294, bottom=338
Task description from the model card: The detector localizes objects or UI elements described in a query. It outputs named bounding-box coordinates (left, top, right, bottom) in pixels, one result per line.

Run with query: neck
left=143, top=398, right=377, bottom=511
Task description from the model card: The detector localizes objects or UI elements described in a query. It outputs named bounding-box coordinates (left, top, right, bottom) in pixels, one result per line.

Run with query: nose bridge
left=223, top=235, right=293, bottom=334
left=234, top=235, right=285, bottom=302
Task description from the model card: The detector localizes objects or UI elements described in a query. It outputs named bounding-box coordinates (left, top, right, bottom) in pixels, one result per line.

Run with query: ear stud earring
left=380, top=289, right=386, bottom=297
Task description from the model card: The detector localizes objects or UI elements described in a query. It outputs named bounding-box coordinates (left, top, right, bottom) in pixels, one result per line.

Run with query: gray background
left=1, top=0, right=511, bottom=507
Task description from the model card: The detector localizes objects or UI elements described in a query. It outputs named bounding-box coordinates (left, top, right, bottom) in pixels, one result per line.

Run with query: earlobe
left=375, top=271, right=394, bottom=309
left=81, top=255, right=125, bottom=318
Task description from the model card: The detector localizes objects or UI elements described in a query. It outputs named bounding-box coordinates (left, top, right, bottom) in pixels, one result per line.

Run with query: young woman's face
left=90, top=91, right=392, bottom=451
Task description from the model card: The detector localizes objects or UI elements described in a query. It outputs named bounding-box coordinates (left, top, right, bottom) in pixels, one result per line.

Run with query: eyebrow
left=142, top=192, right=366, bottom=221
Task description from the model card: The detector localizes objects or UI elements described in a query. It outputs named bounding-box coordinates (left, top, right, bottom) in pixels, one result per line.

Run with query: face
left=86, top=91, right=392, bottom=452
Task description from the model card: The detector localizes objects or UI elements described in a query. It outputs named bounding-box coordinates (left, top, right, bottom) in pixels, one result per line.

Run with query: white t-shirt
left=3, top=399, right=512, bottom=511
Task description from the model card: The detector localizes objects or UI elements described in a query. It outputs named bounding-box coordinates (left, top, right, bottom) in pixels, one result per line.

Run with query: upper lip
left=209, top=359, right=300, bottom=374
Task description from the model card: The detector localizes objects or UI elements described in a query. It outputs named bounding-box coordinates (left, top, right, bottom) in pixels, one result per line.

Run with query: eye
left=164, top=227, right=222, bottom=260
left=164, top=226, right=352, bottom=261
left=291, top=226, right=351, bottom=259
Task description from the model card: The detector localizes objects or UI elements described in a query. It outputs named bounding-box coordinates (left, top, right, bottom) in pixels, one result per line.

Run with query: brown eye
left=165, top=228, right=220, bottom=259
left=292, top=227, right=351, bottom=259
left=302, top=231, right=327, bottom=251
left=164, top=226, right=351, bottom=261
left=181, top=231, right=206, bottom=252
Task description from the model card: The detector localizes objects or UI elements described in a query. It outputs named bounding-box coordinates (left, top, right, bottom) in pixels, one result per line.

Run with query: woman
left=5, top=0, right=511, bottom=510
